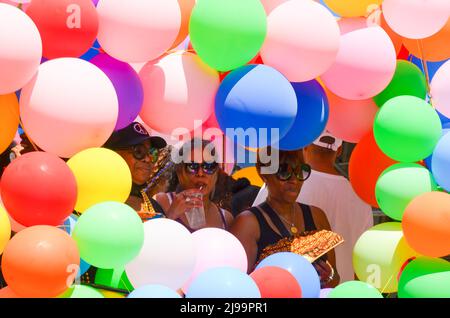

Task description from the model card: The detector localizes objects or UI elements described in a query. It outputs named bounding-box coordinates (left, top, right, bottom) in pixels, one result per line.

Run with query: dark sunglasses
left=185, top=162, right=219, bottom=175
left=129, top=144, right=159, bottom=163
left=276, top=163, right=311, bottom=182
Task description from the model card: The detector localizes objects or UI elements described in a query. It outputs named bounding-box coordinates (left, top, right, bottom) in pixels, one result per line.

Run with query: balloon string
left=416, top=39, right=434, bottom=108
left=18, top=118, right=40, bottom=152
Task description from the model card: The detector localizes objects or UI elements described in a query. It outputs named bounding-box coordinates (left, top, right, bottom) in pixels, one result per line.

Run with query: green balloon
left=95, top=268, right=134, bottom=292
left=399, top=257, right=450, bottom=298
left=59, top=285, right=104, bottom=298
left=328, top=281, right=384, bottom=298
left=374, top=96, right=442, bottom=162
left=375, top=163, right=438, bottom=220
left=72, top=202, right=144, bottom=269
left=374, top=60, right=427, bottom=107
left=189, top=0, right=267, bottom=72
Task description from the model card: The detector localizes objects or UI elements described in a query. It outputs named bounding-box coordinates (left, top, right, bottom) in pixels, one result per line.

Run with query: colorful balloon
left=128, top=285, right=181, bottom=298
left=0, top=94, right=19, bottom=154
left=256, top=252, right=320, bottom=298
left=383, top=0, right=450, bottom=39
left=321, top=27, right=396, bottom=100
left=59, top=285, right=104, bottom=298
left=189, top=0, right=266, bottom=72
left=186, top=267, right=261, bottom=298
left=410, top=56, right=447, bottom=82
left=323, top=0, right=382, bottom=18
left=26, top=0, right=98, bottom=59
left=353, top=222, right=420, bottom=293
left=2, top=226, right=80, bottom=298
left=0, top=206, right=11, bottom=255
left=403, top=192, right=450, bottom=258
left=95, top=268, right=133, bottom=291
left=431, top=59, right=450, bottom=118
left=374, top=96, right=442, bottom=163
left=67, top=148, right=132, bottom=213
left=90, top=53, right=143, bottom=130
left=97, top=0, right=181, bottom=63
left=19, top=58, right=118, bottom=158
left=278, top=80, right=329, bottom=150
left=250, top=266, right=302, bottom=298
left=328, top=281, right=383, bottom=298
left=0, top=3, right=42, bottom=94
left=139, top=52, right=219, bottom=134
left=373, top=60, right=427, bottom=107
left=0, top=152, right=77, bottom=226
left=182, top=228, right=248, bottom=293
left=431, top=132, right=450, bottom=191
left=398, top=257, right=450, bottom=298
left=125, top=218, right=196, bottom=291
left=375, top=163, right=438, bottom=221
left=260, top=0, right=340, bottom=82
left=170, top=0, right=195, bottom=49
left=72, top=201, right=144, bottom=269
left=215, top=65, right=297, bottom=149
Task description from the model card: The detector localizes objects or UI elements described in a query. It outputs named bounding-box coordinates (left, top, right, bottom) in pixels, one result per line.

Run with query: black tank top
left=249, top=202, right=323, bottom=262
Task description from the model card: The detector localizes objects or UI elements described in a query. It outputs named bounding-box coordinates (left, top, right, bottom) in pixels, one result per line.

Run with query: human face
left=177, top=147, right=218, bottom=197
left=116, top=140, right=156, bottom=185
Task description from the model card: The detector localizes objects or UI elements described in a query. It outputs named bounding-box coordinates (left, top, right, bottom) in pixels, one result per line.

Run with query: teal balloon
left=189, top=0, right=267, bottom=71
left=375, top=163, right=438, bottom=220
left=399, top=257, right=450, bottom=298
left=59, top=285, right=104, bottom=298
left=328, top=281, right=384, bottom=298
left=374, top=96, right=442, bottom=163
left=72, top=201, right=144, bottom=269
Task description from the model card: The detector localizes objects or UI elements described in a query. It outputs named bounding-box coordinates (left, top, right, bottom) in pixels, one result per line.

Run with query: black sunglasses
left=276, top=163, right=311, bottom=182
left=185, top=162, right=219, bottom=175
left=128, top=144, right=159, bottom=163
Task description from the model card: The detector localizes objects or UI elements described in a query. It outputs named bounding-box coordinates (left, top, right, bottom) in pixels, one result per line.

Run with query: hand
left=313, top=260, right=334, bottom=287
left=165, top=189, right=203, bottom=220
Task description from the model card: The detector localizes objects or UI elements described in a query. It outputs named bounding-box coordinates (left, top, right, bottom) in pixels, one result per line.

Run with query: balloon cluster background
left=0, top=0, right=449, bottom=298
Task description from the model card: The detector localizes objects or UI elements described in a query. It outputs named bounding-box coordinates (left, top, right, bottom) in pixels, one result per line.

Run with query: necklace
left=268, top=202, right=298, bottom=235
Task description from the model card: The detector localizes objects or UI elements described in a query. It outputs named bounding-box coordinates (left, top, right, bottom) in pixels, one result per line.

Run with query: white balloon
left=125, top=218, right=196, bottom=290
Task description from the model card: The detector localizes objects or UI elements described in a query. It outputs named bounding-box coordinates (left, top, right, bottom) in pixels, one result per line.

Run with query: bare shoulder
left=230, top=210, right=260, bottom=238
left=309, top=205, right=332, bottom=231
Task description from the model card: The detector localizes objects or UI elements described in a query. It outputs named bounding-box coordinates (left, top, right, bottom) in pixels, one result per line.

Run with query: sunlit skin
left=116, top=140, right=154, bottom=186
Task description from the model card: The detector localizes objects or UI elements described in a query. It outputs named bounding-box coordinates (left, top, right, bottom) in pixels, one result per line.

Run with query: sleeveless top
left=249, top=202, right=325, bottom=262
left=165, top=192, right=229, bottom=232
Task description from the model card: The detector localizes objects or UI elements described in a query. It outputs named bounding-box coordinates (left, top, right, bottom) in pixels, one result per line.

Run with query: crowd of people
left=0, top=122, right=374, bottom=293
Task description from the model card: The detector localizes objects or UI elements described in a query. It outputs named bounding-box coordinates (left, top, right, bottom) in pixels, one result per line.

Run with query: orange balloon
left=349, top=131, right=397, bottom=207
left=0, top=93, right=19, bottom=154
left=170, top=0, right=195, bottom=49
left=403, top=18, right=450, bottom=62
left=380, top=13, right=403, bottom=55
left=232, top=166, right=264, bottom=187
left=2, top=225, right=80, bottom=298
left=403, top=192, right=450, bottom=258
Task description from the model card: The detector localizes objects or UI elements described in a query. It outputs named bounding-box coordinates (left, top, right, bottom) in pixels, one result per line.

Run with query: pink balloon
left=338, top=17, right=367, bottom=35
left=182, top=228, right=248, bottom=293
left=20, top=58, right=118, bottom=158
left=383, top=0, right=450, bottom=39
left=0, top=3, right=41, bottom=94
left=321, top=26, right=396, bottom=100
left=260, top=0, right=340, bottom=82
left=324, top=87, right=379, bottom=143
left=97, top=0, right=181, bottom=63
left=431, top=60, right=450, bottom=118
left=139, top=52, right=219, bottom=134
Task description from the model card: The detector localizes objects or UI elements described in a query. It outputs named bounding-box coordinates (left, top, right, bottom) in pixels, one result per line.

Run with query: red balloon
left=26, top=0, right=98, bottom=59
left=349, top=131, right=397, bottom=208
left=250, top=266, right=302, bottom=298
left=0, top=152, right=77, bottom=227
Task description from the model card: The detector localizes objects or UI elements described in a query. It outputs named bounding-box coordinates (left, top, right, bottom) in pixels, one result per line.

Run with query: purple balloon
left=90, top=54, right=144, bottom=130
left=92, top=0, right=99, bottom=6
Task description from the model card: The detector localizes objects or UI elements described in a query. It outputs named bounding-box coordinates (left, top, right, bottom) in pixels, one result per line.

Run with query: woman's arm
left=229, top=211, right=260, bottom=273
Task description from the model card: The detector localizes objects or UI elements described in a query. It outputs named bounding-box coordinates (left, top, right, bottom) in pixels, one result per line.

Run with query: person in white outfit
left=253, top=131, right=373, bottom=282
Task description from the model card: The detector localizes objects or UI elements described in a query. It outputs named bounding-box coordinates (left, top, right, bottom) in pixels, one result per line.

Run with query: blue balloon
left=410, top=55, right=448, bottom=81
left=256, top=252, right=320, bottom=298
left=215, top=65, right=297, bottom=149
left=128, top=285, right=181, bottom=298
left=424, top=123, right=450, bottom=170
left=279, top=80, right=329, bottom=150
left=431, top=132, right=450, bottom=192
left=438, top=110, right=450, bottom=125
left=186, top=267, right=261, bottom=298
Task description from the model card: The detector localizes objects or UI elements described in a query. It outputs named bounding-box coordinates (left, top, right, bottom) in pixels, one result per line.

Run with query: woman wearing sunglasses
left=154, top=139, right=234, bottom=232
left=230, top=149, right=339, bottom=288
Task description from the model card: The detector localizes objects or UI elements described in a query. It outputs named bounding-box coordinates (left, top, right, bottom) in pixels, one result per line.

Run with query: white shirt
left=252, top=170, right=373, bottom=283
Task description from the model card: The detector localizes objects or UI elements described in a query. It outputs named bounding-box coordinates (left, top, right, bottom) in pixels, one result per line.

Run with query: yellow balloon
left=353, top=222, right=420, bottom=293
left=67, top=148, right=132, bottom=213
left=0, top=206, right=11, bottom=255
left=324, top=0, right=382, bottom=18
left=0, top=93, right=20, bottom=154
left=98, top=289, right=126, bottom=298
left=232, top=167, right=264, bottom=187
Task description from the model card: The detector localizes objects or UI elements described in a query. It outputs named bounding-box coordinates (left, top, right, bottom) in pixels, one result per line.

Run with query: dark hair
left=255, top=147, right=305, bottom=174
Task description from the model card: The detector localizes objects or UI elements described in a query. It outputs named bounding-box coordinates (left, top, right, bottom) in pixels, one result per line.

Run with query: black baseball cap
left=103, top=122, right=167, bottom=150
